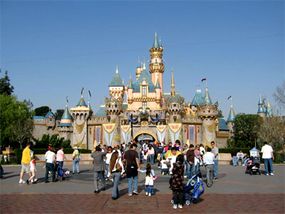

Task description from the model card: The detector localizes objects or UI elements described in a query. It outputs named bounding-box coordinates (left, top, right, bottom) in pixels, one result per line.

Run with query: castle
left=33, top=33, right=262, bottom=149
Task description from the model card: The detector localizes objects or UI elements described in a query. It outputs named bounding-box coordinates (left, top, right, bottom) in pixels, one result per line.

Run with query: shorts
left=21, top=164, right=30, bottom=173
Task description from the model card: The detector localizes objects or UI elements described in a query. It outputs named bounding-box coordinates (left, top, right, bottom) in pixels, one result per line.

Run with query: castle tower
left=171, top=70, right=175, bottom=97
left=58, top=104, right=73, bottom=140
left=266, top=101, right=273, bottom=117
left=149, top=33, right=164, bottom=93
left=109, top=66, right=125, bottom=101
left=197, top=87, right=219, bottom=146
left=70, top=94, right=91, bottom=149
left=257, top=95, right=266, bottom=118
left=227, top=104, right=236, bottom=136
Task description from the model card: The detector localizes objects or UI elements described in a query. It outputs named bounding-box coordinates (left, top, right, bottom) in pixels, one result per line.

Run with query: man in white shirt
left=56, top=146, right=65, bottom=179
left=261, top=142, right=274, bottom=176
left=203, top=146, right=215, bottom=185
left=45, top=146, right=56, bottom=182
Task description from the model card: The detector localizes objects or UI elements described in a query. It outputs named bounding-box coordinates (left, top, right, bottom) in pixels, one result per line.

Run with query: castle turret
left=109, top=66, right=125, bottom=101
left=149, top=33, right=164, bottom=92
left=227, top=104, right=236, bottom=136
left=266, top=101, right=273, bottom=117
left=257, top=95, right=266, bottom=118
left=197, top=87, right=219, bottom=146
left=171, top=70, right=176, bottom=97
left=58, top=104, right=73, bottom=140
left=70, top=94, right=91, bottom=149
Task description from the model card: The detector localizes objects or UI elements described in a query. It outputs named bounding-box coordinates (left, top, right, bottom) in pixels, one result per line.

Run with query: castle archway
left=133, top=129, right=157, bottom=143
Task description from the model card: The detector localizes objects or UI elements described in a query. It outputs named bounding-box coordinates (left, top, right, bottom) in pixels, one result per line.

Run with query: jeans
left=185, top=161, right=195, bottom=179
left=145, top=185, right=154, bottom=194
left=105, top=164, right=110, bottom=178
left=232, top=156, right=238, bottom=166
left=213, top=160, right=218, bottom=178
left=147, top=154, right=155, bottom=165
left=94, top=171, right=105, bottom=191
left=112, top=172, right=121, bottom=198
left=127, top=176, right=138, bottom=194
left=57, top=161, right=64, bottom=177
left=45, top=163, right=55, bottom=182
left=263, top=158, right=273, bottom=174
left=72, top=158, right=80, bottom=173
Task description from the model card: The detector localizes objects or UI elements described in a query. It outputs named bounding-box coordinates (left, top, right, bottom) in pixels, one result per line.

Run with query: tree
left=55, top=109, right=64, bottom=120
left=258, top=116, right=285, bottom=152
left=33, top=134, right=71, bottom=149
left=34, top=106, right=50, bottom=116
left=0, top=95, right=33, bottom=148
left=0, top=71, right=14, bottom=96
left=231, top=114, right=262, bottom=148
left=274, top=81, right=285, bottom=111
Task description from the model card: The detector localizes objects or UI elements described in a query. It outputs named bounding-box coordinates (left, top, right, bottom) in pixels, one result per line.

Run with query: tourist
left=72, top=147, right=80, bottom=174
left=199, top=144, right=206, bottom=157
left=261, top=142, right=274, bottom=176
left=91, top=145, right=107, bottom=193
left=146, top=144, right=155, bottom=165
left=194, top=145, right=202, bottom=175
left=27, top=155, right=37, bottom=184
left=110, top=150, right=124, bottom=200
left=105, top=146, right=113, bottom=180
left=124, top=143, right=140, bottom=196
left=144, top=163, right=156, bottom=196
left=203, top=146, right=215, bottom=185
left=56, top=146, right=65, bottom=180
left=211, top=141, right=219, bottom=179
left=19, top=143, right=32, bottom=184
left=44, top=146, right=56, bottom=183
left=186, top=144, right=195, bottom=178
left=236, top=150, right=245, bottom=166
left=169, top=154, right=184, bottom=209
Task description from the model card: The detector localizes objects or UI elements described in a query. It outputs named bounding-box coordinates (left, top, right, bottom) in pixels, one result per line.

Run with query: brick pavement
left=0, top=193, right=284, bottom=213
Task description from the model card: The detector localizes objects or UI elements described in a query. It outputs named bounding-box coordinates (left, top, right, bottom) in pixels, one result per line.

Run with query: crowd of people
left=17, top=139, right=275, bottom=209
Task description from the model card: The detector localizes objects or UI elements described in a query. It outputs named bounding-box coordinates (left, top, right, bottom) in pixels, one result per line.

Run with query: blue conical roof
left=109, top=67, right=124, bottom=87
left=191, top=89, right=205, bottom=106
left=45, top=110, right=54, bottom=118
left=257, top=96, right=265, bottom=113
left=77, top=96, right=88, bottom=107
left=266, top=102, right=273, bottom=116
left=227, top=105, right=235, bottom=122
left=132, top=69, right=155, bottom=92
left=61, top=106, right=72, bottom=120
left=204, top=87, right=212, bottom=105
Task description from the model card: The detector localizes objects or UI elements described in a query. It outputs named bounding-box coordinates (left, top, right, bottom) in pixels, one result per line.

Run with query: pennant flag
left=201, top=78, right=207, bottom=82
left=227, top=96, right=232, bottom=100
left=88, top=90, right=92, bottom=98
left=81, top=87, right=84, bottom=95
left=66, top=96, right=69, bottom=104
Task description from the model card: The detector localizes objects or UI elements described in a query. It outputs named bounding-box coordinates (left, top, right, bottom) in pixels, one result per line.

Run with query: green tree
left=0, top=71, right=14, bottom=96
left=34, top=106, right=50, bottom=116
left=55, top=109, right=64, bottom=120
left=231, top=114, right=262, bottom=148
left=0, top=95, right=33, bottom=148
left=33, top=134, right=71, bottom=149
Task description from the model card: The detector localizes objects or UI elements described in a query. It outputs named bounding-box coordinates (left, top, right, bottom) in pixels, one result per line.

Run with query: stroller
left=184, top=174, right=205, bottom=205
left=245, top=147, right=261, bottom=175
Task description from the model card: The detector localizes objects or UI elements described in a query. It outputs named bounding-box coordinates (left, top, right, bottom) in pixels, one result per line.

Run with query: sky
left=1, top=0, right=284, bottom=117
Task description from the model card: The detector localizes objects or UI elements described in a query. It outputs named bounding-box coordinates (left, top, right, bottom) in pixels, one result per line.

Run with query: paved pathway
left=0, top=164, right=284, bottom=213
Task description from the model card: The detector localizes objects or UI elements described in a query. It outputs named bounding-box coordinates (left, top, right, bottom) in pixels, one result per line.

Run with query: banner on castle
left=168, top=123, right=182, bottom=144
left=189, top=125, right=195, bottom=145
left=94, top=126, right=102, bottom=145
left=156, top=125, right=166, bottom=144
left=121, top=125, right=131, bottom=144
left=103, top=123, right=116, bottom=146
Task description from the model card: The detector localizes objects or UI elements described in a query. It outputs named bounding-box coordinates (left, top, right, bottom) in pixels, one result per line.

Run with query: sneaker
left=178, top=204, right=183, bottom=209
left=132, top=191, right=138, bottom=195
left=19, top=179, right=24, bottom=184
left=128, top=193, right=132, bottom=197
left=146, top=192, right=148, bottom=196
left=270, top=173, right=274, bottom=176
left=148, top=193, right=151, bottom=196
left=265, top=173, right=269, bottom=176
left=173, top=204, right=177, bottom=209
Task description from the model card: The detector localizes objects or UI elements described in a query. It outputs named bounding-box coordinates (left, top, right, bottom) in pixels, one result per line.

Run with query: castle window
left=142, top=86, right=147, bottom=96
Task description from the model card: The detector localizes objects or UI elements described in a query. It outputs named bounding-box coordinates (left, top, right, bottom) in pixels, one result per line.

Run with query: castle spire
left=171, top=70, right=176, bottom=97
left=227, top=104, right=236, bottom=123
left=153, top=32, right=159, bottom=48
left=204, top=87, right=212, bottom=105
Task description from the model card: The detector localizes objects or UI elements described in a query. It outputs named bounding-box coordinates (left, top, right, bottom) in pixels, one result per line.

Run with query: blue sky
left=1, top=0, right=284, bottom=117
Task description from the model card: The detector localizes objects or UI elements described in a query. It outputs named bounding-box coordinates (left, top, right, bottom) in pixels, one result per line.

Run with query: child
left=27, top=156, right=37, bottom=184
left=160, top=157, right=169, bottom=175
left=145, top=163, right=156, bottom=196
left=169, top=154, right=184, bottom=209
